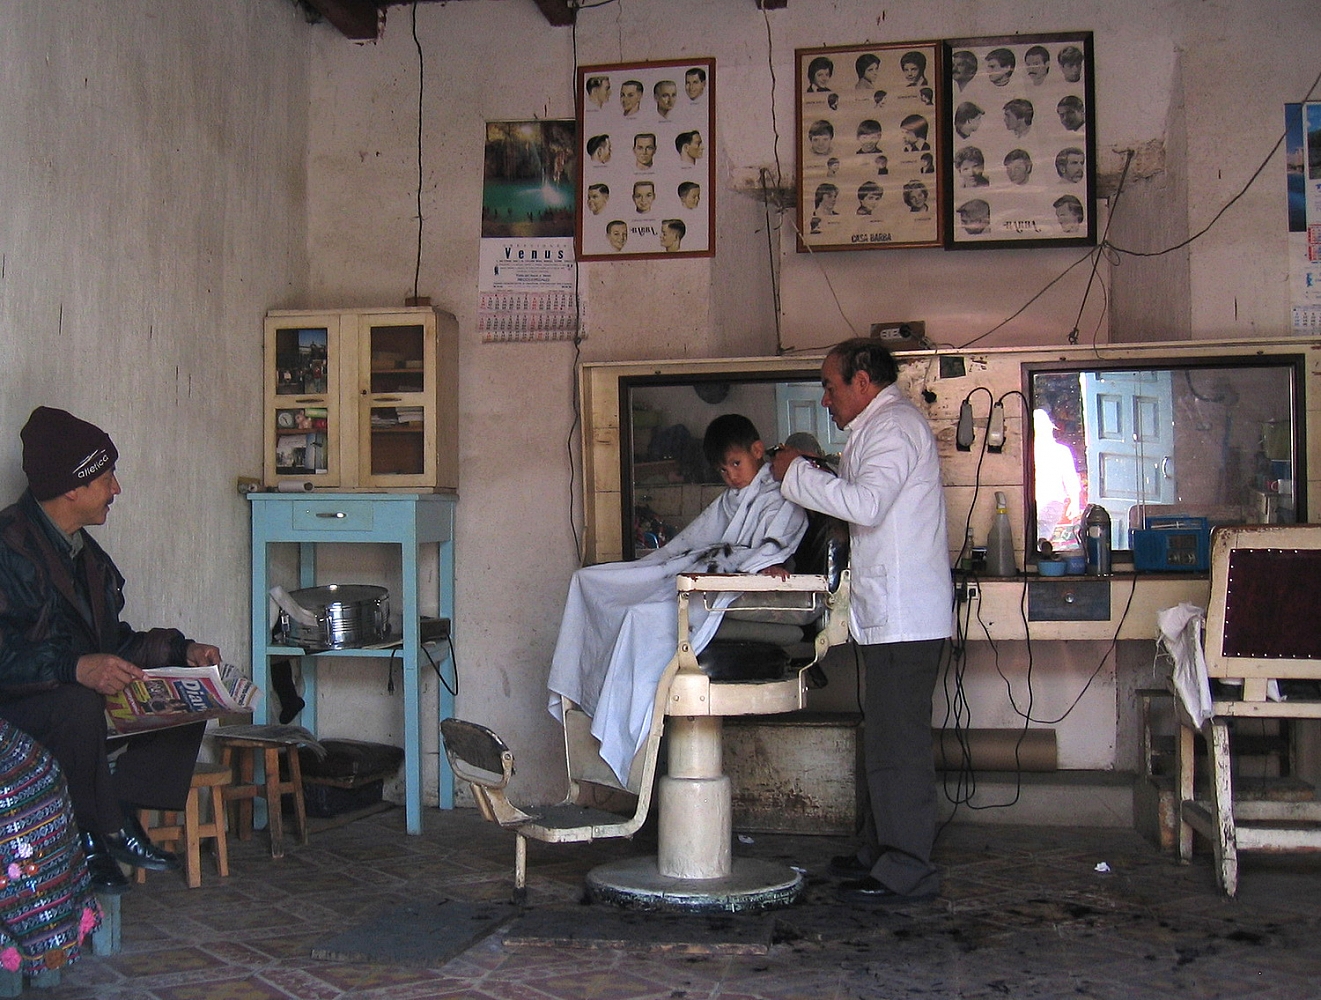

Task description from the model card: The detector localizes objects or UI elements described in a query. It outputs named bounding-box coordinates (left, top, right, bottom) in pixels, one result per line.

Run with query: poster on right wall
left=942, top=32, right=1096, bottom=250
left=1286, top=102, right=1321, bottom=334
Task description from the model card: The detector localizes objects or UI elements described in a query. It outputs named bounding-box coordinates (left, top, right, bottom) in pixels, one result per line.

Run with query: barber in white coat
left=772, top=338, right=952, bottom=905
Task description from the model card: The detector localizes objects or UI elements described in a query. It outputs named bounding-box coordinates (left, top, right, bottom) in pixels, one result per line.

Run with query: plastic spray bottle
left=985, top=491, right=1017, bottom=577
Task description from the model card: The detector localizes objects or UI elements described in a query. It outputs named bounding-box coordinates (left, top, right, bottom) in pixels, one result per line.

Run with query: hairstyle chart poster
left=796, top=42, right=943, bottom=251
left=576, top=59, right=715, bottom=260
left=944, top=33, right=1096, bottom=249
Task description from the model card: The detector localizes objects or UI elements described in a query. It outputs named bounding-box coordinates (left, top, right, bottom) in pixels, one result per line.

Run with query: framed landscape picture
left=942, top=32, right=1096, bottom=249
left=576, top=58, right=715, bottom=260
left=795, top=41, right=944, bottom=252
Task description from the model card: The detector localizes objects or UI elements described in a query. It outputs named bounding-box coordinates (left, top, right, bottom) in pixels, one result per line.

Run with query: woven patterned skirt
left=0, top=718, right=100, bottom=976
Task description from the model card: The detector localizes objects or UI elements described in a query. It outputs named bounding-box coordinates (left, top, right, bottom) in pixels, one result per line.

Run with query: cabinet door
left=355, top=311, right=437, bottom=489
left=265, top=314, right=342, bottom=487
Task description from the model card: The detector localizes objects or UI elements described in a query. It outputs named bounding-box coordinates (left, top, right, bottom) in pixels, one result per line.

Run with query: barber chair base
left=586, top=856, right=803, bottom=913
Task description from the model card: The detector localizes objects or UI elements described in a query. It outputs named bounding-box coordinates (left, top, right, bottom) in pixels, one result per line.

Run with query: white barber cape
left=547, top=464, right=807, bottom=785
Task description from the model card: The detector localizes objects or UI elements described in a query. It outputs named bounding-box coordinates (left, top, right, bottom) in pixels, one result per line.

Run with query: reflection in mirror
left=1026, top=357, right=1306, bottom=557
left=621, top=373, right=838, bottom=559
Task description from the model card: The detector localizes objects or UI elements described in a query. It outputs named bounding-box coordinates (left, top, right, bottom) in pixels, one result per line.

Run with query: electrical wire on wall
left=955, top=63, right=1321, bottom=352
left=410, top=1, right=425, bottom=301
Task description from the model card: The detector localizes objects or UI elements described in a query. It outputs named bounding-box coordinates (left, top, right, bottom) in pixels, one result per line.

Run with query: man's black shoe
left=828, top=854, right=870, bottom=877
left=105, top=810, right=181, bottom=872
left=835, top=875, right=938, bottom=906
left=78, top=830, right=130, bottom=894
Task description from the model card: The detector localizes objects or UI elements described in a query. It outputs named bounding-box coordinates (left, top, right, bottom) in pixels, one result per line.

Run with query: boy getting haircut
left=702, top=413, right=761, bottom=467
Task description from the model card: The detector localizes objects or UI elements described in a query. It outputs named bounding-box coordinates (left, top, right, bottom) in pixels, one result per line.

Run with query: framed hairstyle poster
left=795, top=41, right=944, bottom=252
left=942, top=32, right=1096, bottom=249
left=576, top=58, right=715, bottom=260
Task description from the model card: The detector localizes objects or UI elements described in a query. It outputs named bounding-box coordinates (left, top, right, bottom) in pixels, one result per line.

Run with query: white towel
left=1157, top=602, right=1212, bottom=727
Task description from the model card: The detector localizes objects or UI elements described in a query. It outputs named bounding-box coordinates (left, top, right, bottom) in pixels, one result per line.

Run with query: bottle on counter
left=985, top=491, right=1017, bottom=577
left=1084, top=503, right=1112, bottom=576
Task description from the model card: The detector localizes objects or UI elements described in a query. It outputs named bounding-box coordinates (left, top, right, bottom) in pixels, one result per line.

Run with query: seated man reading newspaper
left=0, top=407, right=226, bottom=894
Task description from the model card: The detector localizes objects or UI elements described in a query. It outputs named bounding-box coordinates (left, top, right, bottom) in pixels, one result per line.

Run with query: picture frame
left=942, top=32, right=1096, bottom=249
left=575, top=58, right=715, bottom=260
left=794, top=41, right=944, bottom=252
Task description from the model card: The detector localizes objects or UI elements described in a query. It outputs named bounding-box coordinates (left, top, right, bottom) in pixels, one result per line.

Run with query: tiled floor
left=36, top=804, right=1321, bottom=999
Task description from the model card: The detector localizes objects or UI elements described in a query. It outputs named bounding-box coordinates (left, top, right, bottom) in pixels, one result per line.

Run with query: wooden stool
left=215, top=733, right=308, bottom=859
left=134, top=762, right=232, bottom=888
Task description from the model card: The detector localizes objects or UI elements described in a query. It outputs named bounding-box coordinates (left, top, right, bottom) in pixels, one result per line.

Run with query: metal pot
left=278, top=584, right=391, bottom=650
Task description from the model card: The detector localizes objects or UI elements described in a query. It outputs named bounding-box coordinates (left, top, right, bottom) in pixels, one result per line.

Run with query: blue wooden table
left=248, top=493, right=457, bottom=833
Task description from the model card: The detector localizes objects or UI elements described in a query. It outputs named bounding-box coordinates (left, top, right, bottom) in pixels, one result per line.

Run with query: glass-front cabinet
left=264, top=307, right=458, bottom=491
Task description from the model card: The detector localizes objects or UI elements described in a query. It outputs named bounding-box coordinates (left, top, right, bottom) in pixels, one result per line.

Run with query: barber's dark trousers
left=858, top=638, right=944, bottom=895
left=0, top=683, right=204, bottom=836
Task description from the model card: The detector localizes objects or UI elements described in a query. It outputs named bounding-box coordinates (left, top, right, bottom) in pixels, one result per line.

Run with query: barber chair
left=442, top=510, right=849, bottom=910
left=1174, top=524, right=1321, bottom=896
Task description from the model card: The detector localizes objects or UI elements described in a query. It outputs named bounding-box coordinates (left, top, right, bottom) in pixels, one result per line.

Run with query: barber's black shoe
left=78, top=830, right=130, bottom=895
left=835, top=876, right=938, bottom=906
left=828, top=854, right=871, bottom=877
left=105, top=810, right=181, bottom=872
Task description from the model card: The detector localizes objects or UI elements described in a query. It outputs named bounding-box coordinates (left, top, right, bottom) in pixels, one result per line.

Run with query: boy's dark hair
left=830, top=338, right=898, bottom=389
left=703, top=414, right=761, bottom=466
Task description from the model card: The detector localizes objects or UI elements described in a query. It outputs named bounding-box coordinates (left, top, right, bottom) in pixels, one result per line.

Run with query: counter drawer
left=290, top=501, right=375, bottom=532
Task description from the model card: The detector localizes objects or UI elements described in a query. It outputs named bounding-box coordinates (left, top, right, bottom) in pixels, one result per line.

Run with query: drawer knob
left=315, top=511, right=347, bottom=519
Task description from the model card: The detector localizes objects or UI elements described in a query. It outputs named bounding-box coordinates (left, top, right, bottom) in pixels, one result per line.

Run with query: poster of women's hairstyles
left=795, top=41, right=945, bottom=252
left=575, top=58, right=715, bottom=261
left=942, top=32, right=1096, bottom=249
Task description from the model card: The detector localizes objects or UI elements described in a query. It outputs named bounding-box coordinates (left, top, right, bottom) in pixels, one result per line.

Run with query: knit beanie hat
left=20, top=406, right=119, bottom=501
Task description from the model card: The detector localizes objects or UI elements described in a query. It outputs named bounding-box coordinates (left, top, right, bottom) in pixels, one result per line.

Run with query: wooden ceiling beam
left=306, top=1, right=576, bottom=38
left=531, top=0, right=576, bottom=27
left=303, top=0, right=382, bottom=40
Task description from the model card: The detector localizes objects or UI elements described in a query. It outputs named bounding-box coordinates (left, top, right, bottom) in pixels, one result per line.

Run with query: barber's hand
left=770, top=445, right=803, bottom=482
left=185, top=643, right=223, bottom=667
left=75, top=654, right=146, bottom=696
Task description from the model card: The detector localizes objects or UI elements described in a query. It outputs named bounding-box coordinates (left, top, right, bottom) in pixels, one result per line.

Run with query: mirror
left=1025, top=356, right=1306, bottom=557
left=621, top=371, right=838, bottom=558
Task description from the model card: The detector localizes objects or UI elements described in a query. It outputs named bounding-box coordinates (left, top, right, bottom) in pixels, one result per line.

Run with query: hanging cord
left=759, top=6, right=787, bottom=354
left=1106, top=63, right=1321, bottom=259
left=1067, top=149, right=1132, bottom=345
left=410, top=1, right=424, bottom=300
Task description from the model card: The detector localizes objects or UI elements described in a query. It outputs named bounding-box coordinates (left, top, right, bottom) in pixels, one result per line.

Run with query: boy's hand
left=758, top=564, right=790, bottom=579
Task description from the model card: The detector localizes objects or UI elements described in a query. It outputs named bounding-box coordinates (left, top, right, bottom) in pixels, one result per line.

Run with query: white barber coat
left=781, top=383, right=952, bottom=644
left=548, top=464, right=807, bottom=784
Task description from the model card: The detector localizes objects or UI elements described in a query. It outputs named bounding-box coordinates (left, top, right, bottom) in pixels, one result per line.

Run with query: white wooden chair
left=1175, top=524, right=1321, bottom=896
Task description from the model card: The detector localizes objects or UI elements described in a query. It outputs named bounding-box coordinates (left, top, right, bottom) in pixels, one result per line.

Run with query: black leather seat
left=696, top=508, right=849, bottom=682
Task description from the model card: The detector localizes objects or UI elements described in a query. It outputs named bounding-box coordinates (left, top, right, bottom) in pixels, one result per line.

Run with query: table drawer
left=290, top=500, right=375, bottom=532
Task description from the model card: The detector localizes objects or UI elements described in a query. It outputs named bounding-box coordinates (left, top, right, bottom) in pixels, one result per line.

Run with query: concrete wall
left=0, top=2, right=310, bottom=664
left=295, top=0, right=1318, bottom=803
left=6, top=0, right=1313, bottom=812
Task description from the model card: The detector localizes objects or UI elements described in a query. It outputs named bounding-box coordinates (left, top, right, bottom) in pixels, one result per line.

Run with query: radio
left=1131, top=516, right=1210, bottom=572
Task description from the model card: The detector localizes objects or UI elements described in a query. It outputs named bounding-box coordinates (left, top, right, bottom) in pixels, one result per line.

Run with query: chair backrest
left=1204, top=524, right=1321, bottom=686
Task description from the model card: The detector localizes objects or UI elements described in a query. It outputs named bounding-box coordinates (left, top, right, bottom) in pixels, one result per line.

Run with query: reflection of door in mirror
left=1083, top=370, right=1176, bottom=549
left=1028, top=358, right=1303, bottom=554
left=775, top=382, right=849, bottom=454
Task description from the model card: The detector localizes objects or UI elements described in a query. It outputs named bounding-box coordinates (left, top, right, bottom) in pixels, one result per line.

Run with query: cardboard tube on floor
left=933, top=728, right=1057, bottom=771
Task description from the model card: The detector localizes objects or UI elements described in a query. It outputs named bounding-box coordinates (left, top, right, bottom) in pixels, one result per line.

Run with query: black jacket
left=0, top=491, right=190, bottom=688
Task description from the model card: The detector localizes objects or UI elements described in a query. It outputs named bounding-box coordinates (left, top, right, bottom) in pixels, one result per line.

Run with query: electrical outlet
left=955, top=581, right=980, bottom=603
left=869, top=321, right=931, bottom=350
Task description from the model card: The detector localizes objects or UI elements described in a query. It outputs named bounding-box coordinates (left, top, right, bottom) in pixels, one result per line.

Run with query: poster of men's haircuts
left=942, top=32, right=1096, bottom=249
left=795, top=42, right=944, bottom=252
left=576, top=58, right=715, bottom=260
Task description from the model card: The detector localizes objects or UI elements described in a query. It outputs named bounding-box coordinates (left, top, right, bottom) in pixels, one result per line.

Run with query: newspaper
left=105, top=663, right=260, bottom=735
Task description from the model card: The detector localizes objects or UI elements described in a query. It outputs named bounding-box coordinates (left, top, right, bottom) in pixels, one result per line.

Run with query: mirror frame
left=1021, top=353, right=1309, bottom=561
left=618, top=368, right=822, bottom=560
